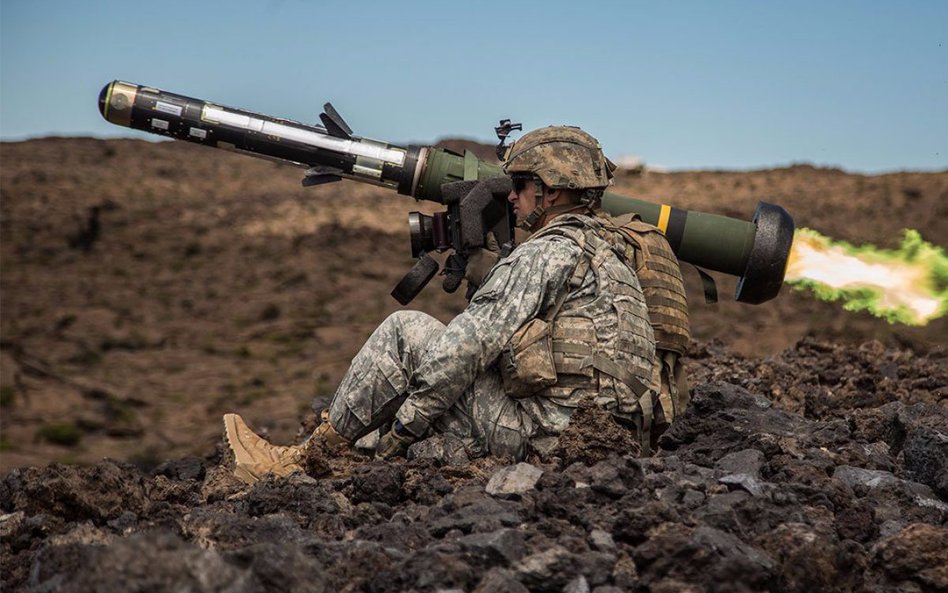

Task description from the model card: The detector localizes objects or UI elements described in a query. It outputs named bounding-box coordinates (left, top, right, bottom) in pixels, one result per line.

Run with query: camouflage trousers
left=326, top=311, right=537, bottom=459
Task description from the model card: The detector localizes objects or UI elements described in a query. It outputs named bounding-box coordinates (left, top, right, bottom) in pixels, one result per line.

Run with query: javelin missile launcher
left=98, top=80, right=793, bottom=305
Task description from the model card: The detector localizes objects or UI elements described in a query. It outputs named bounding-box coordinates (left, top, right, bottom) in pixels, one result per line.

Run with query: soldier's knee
left=385, top=309, right=439, bottom=328
left=383, top=310, right=446, bottom=339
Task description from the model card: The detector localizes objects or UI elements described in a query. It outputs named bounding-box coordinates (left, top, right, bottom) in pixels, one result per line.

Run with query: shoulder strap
left=543, top=259, right=587, bottom=321
left=529, top=217, right=603, bottom=322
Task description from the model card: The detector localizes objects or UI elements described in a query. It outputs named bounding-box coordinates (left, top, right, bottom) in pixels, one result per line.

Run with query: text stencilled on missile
left=155, top=101, right=182, bottom=117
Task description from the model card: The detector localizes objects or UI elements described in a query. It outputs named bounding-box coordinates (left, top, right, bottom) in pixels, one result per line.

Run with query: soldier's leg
left=224, top=310, right=444, bottom=484
left=328, top=310, right=445, bottom=441
left=433, top=371, right=535, bottom=460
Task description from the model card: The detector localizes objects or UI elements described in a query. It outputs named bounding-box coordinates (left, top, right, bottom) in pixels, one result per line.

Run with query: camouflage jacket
left=395, top=211, right=657, bottom=440
left=394, top=220, right=590, bottom=437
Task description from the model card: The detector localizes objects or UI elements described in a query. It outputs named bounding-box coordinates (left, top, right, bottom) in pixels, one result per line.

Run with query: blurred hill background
left=1, top=137, right=944, bottom=471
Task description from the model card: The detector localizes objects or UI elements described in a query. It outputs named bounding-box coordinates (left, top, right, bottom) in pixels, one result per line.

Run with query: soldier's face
left=508, top=177, right=538, bottom=224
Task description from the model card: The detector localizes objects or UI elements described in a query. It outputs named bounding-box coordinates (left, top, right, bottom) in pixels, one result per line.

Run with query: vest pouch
left=500, top=318, right=558, bottom=398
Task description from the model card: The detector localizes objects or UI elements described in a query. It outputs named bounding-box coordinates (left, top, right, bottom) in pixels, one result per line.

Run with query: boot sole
left=223, top=413, right=262, bottom=485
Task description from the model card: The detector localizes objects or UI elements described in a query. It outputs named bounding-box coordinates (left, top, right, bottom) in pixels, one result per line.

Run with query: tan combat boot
left=223, top=414, right=304, bottom=485
left=223, top=412, right=350, bottom=485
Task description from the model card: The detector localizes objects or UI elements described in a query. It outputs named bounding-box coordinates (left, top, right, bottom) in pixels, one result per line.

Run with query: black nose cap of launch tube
left=98, top=82, right=111, bottom=118
left=735, top=202, right=795, bottom=304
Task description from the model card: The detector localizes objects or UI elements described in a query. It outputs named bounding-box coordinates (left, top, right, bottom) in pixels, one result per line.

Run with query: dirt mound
left=552, top=400, right=643, bottom=464
left=2, top=339, right=946, bottom=592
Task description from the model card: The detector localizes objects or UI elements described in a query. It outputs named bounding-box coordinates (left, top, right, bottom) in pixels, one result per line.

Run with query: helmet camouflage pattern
left=503, top=126, right=616, bottom=190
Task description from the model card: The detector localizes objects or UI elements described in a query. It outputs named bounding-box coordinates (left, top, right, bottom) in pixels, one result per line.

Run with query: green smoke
left=785, top=228, right=948, bottom=326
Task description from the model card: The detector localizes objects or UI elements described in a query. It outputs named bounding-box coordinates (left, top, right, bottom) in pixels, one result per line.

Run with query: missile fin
left=302, top=175, right=342, bottom=187
left=320, top=103, right=353, bottom=139
left=302, top=165, right=343, bottom=187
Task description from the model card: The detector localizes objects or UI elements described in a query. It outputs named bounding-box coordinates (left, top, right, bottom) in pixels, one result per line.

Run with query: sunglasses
left=510, top=174, right=538, bottom=194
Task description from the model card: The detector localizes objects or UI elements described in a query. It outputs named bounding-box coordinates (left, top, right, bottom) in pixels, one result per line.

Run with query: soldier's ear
left=545, top=187, right=561, bottom=206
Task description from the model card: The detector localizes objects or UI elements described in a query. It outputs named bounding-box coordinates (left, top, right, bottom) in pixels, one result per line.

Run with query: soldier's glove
left=464, top=232, right=501, bottom=291
left=376, top=419, right=416, bottom=460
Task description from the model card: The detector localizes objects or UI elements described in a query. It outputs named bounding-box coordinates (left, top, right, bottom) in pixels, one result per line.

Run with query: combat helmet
left=503, top=126, right=616, bottom=191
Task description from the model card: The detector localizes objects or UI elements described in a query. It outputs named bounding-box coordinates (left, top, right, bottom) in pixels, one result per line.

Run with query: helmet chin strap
left=518, top=208, right=546, bottom=232
left=517, top=178, right=549, bottom=232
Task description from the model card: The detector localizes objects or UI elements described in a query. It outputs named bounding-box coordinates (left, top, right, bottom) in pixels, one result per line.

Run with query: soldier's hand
left=464, top=232, right=501, bottom=290
left=376, top=420, right=416, bottom=460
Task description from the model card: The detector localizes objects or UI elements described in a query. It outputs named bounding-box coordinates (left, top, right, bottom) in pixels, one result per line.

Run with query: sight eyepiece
left=408, top=212, right=451, bottom=259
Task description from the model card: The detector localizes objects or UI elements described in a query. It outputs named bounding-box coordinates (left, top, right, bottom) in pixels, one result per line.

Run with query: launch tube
left=412, top=149, right=793, bottom=304
left=98, top=80, right=793, bottom=304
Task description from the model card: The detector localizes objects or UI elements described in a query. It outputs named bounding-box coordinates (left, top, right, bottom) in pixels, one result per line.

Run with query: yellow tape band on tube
left=657, top=204, right=671, bottom=234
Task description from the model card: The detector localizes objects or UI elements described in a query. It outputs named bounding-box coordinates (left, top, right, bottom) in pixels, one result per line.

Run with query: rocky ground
left=1, top=137, right=946, bottom=591
left=1, top=338, right=945, bottom=592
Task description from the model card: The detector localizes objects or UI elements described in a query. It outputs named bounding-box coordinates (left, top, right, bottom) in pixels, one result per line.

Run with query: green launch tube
left=414, top=147, right=793, bottom=304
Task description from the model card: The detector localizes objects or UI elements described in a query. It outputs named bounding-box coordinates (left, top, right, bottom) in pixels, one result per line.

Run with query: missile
left=98, top=81, right=413, bottom=190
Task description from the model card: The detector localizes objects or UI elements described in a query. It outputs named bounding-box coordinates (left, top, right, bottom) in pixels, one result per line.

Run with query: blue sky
left=2, top=0, right=946, bottom=172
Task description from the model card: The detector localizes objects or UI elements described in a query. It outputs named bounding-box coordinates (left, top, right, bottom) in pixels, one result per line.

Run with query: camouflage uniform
left=224, top=125, right=680, bottom=483
left=327, top=213, right=655, bottom=460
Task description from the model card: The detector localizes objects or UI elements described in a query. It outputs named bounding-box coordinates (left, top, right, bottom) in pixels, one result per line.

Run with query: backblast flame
left=785, top=228, right=947, bottom=326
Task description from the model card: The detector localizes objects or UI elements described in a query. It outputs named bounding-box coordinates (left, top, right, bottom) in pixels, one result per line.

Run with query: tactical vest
left=505, top=214, right=656, bottom=435
left=604, top=213, right=691, bottom=426
left=502, top=213, right=692, bottom=449
left=606, top=214, right=690, bottom=355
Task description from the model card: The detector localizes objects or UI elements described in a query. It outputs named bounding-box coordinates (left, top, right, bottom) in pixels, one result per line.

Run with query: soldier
left=224, top=126, right=689, bottom=485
